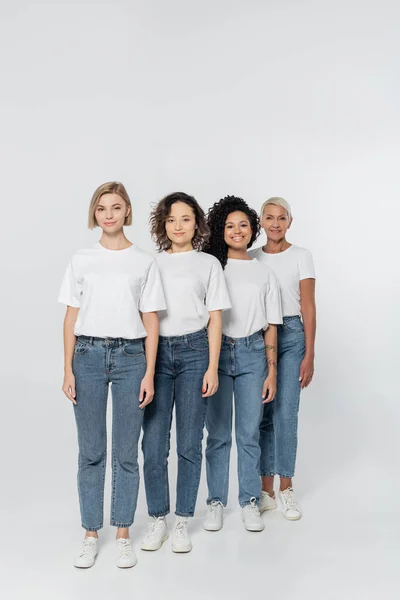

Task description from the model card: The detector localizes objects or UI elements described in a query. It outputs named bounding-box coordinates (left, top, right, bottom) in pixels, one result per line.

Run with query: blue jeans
left=72, top=335, right=146, bottom=531
left=205, top=330, right=267, bottom=507
left=259, top=316, right=306, bottom=479
left=142, top=329, right=209, bottom=517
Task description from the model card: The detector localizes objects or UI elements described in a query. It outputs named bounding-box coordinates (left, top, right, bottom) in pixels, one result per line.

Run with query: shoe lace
left=174, top=518, right=188, bottom=540
left=148, top=517, right=165, bottom=536
left=117, top=538, right=132, bottom=558
left=80, top=538, right=96, bottom=557
left=208, top=501, right=222, bottom=516
left=244, top=498, right=260, bottom=517
left=281, top=488, right=299, bottom=510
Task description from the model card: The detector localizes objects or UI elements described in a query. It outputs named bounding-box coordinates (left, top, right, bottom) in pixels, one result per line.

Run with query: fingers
left=62, top=386, right=77, bottom=405
left=262, top=380, right=268, bottom=400
left=203, top=381, right=218, bottom=398
left=138, top=382, right=145, bottom=403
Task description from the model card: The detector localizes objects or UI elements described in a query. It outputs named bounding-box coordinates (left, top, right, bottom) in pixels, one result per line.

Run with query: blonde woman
left=59, top=182, right=166, bottom=568
left=250, top=197, right=316, bottom=520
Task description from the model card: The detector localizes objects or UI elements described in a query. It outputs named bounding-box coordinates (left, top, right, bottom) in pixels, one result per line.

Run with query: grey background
left=0, top=1, right=398, bottom=598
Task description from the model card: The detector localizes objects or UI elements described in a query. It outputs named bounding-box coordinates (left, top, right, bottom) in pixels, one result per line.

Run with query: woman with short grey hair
left=250, top=197, right=316, bottom=520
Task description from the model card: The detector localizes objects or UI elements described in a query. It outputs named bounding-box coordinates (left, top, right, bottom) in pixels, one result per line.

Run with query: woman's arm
left=62, top=306, right=79, bottom=404
left=203, top=310, right=222, bottom=398
left=140, top=311, right=159, bottom=408
left=262, top=324, right=278, bottom=403
left=299, top=278, right=316, bottom=389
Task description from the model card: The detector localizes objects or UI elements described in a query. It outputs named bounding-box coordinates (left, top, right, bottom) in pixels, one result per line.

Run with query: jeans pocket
left=249, top=337, right=266, bottom=353
left=188, top=336, right=209, bottom=351
left=284, top=319, right=304, bottom=334
left=74, top=341, right=89, bottom=355
left=122, top=340, right=145, bottom=357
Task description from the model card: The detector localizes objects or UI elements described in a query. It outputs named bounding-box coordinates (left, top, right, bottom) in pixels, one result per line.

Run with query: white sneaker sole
left=172, top=542, right=192, bottom=553
left=117, top=557, right=137, bottom=568
left=243, top=523, right=265, bottom=532
left=203, top=521, right=223, bottom=531
left=73, top=554, right=97, bottom=568
left=283, top=512, right=302, bottom=521
left=141, top=533, right=169, bottom=551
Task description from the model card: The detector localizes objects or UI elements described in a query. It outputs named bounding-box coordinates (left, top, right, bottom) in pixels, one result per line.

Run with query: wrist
left=64, top=367, right=73, bottom=375
left=145, top=369, right=155, bottom=377
left=207, top=363, right=218, bottom=372
left=304, top=350, right=315, bottom=359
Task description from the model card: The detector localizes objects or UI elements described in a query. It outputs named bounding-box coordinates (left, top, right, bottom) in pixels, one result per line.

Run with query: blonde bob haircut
left=260, top=197, right=292, bottom=222
left=88, top=181, right=132, bottom=229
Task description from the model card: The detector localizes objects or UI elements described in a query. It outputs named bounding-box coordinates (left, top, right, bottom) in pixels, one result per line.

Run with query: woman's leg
left=205, top=343, right=233, bottom=507
left=259, top=401, right=276, bottom=496
left=142, top=342, right=175, bottom=518
left=174, top=340, right=209, bottom=517
left=234, top=339, right=266, bottom=508
left=73, top=342, right=108, bottom=533
left=273, top=327, right=305, bottom=486
left=109, top=340, right=146, bottom=530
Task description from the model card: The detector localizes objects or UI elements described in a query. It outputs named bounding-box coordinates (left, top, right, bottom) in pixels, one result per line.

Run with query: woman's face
left=261, top=203, right=291, bottom=241
left=224, top=211, right=252, bottom=250
left=165, top=201, right=197, bottom=246
left=95, top=193, right=130, bottom=233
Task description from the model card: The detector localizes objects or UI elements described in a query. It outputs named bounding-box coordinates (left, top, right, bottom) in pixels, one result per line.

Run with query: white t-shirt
left=156, top=250, right=231, bottom=336
left=249, top=245, right=315, bottom=317
left=58, top=243, right=166, bottom=339
left=221, top=259, right=282, bottom=338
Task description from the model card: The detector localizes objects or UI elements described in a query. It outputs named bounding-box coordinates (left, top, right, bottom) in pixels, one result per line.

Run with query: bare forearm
left=141, top=312, right=159, bottom=376
left=63, top=308, right=78, bottom=374
left=301, top=304, right=316, bottom=357
left=207, top=311, right=222, bottom=371
left=264, top=325, right=277, bottom=372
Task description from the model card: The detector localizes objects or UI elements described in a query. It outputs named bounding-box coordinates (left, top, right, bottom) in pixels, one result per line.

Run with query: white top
left=156, top=250, right=231, bottom=336
left=249, top=245, right=315, bottom=317
left=221, top=259, right=282, bottom=338
left=58, top=243, right=167, bottom=339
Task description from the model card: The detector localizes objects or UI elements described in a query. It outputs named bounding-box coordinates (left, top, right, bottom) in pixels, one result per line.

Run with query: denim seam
left=184, top=397, right=207, bottom=517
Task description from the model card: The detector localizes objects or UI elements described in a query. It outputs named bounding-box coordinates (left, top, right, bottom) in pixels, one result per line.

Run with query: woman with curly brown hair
left=141, top=192, right=231, bottom=554
left=202, top=196, right=282, bottom=533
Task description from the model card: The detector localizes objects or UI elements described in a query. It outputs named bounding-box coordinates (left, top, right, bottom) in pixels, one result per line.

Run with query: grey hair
left=260, top=197, right=292, bottom=221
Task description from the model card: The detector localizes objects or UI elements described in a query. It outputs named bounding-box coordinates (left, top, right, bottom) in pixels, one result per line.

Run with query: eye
left=97, top=207, right=104, bottom=211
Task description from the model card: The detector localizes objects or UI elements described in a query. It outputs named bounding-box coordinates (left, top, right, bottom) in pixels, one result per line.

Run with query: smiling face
left=165, top=201, right=197, bottom=247
left=94, top=193, right=131, bottom=234
left=224, top=211, right=253, bottom=250
left=261, top=203, right=291, bottom=242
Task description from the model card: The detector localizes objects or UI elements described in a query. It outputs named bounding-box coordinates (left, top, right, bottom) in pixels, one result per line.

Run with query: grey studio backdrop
left=0, top=1, right=398, bottom=599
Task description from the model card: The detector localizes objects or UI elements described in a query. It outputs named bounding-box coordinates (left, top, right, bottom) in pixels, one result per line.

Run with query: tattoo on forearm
left=265, top=345, right=276, bottom=352
left=267, top=359, right=277, bottom=368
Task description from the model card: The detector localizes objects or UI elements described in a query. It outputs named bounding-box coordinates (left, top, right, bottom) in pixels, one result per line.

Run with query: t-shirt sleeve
left=299, top=249, right=315, bottom=280
left=58, top=261, right=82, bottom=307
left=139, top=260, right=167, bottom=313
left=206, top=261, right=232, bottom=311
left=266, top=271, right=283, bottom=325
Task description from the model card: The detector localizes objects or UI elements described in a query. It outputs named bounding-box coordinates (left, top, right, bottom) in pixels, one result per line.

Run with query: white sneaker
left=242, top=498, right=264, bottom=532
left=172, top=517, right=192, bottom=553
left=116, top=538, right=137, bottom=568
left=259, top=491, right=277, bottom=514
left=141, top=516, right=169, bottom=551
left=279, top=487, right=302, bottom=520
left=204, top=501, right=223, bottom=531
left=73, top=536, right=98, bottom=568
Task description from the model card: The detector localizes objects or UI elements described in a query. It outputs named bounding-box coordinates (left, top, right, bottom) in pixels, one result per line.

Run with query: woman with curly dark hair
left=202, top=196, right=282, bottom=533
left=141, top=192, right=231, bottom=554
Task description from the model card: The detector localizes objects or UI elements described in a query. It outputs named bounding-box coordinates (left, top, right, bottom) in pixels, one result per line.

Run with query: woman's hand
left=299, top=355, right=314, bottom=389
left=202, top=367, right=219, bottom=398
left=262, top=373, right=276, bottom=404
left=62, top=371, right=77, bottom=405
left=139, top=372, right=155, bottom=408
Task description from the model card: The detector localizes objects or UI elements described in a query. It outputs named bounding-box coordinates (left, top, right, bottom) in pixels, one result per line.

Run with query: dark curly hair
left=150, top=192, right=210, bottom=251
left=203, top=195, right=260, bottom=268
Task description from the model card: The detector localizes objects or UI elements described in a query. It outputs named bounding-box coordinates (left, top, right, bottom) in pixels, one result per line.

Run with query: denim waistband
left=77, top=335, right=144, bottom=347
left=222, top=329, right=263, bottom=346
left=158, top=328, right=207, bottom=344
left=282, top=315, right=301, bottom=322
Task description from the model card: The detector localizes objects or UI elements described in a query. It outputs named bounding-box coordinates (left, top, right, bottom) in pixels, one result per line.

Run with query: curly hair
left=150, top=192, right=209, bottom=252
left=203, top=195, right=260, bottom=268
